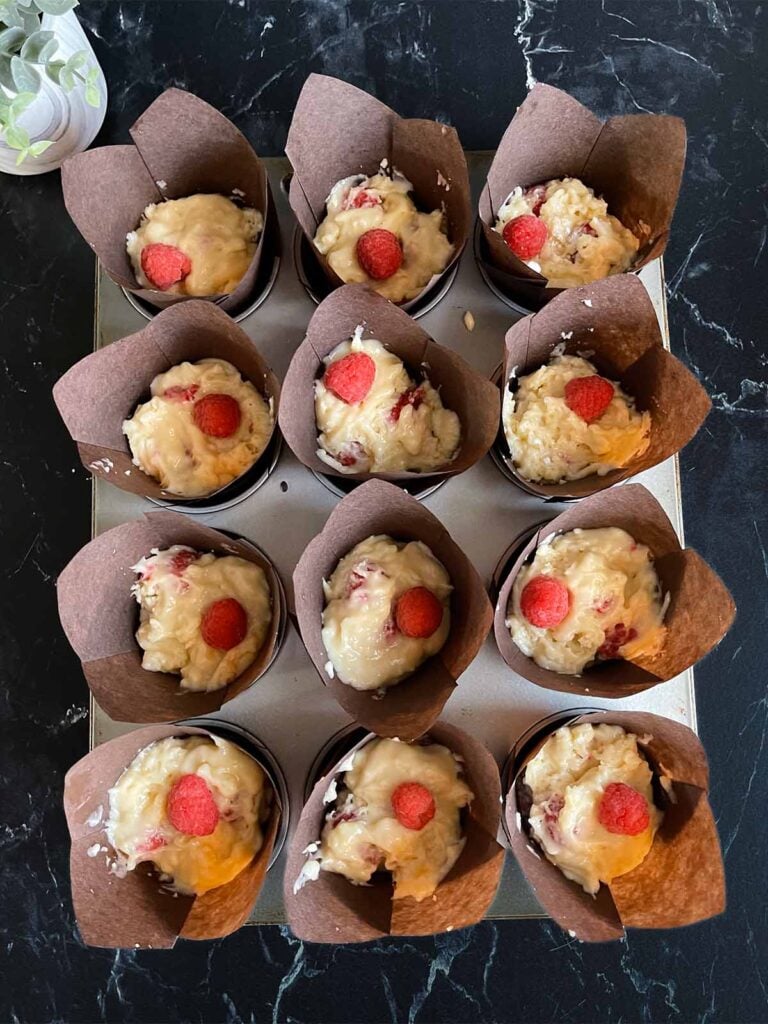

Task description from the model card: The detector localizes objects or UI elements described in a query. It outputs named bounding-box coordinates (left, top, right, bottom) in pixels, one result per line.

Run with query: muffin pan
left=88, top=153, right=694, bottom=925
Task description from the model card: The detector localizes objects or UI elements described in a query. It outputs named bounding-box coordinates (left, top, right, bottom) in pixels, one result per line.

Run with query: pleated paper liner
left=495, top=275, right=711, bottom=500
left=279, top=283, right=499, bottom=484
left=61, top=87, right=274, bottom=314
left=504, top=709, right=725, bottom=942
left=56, top=511, right=286, bottom=723
left=63, top=722, right=282, bottom=949
left=292, top=480, right=493, bottom=740
left=285, top=73, right=471, bottom=312
left=283, top=721, right=504, bottom=943
left=493, top=483, right=735, bottom=698
left=477, top=84, right=686, bottom=309
left=52, top=299, right=280, bottom=507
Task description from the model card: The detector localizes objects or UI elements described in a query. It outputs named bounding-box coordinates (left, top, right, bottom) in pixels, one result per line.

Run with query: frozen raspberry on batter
left=502, top=215, right=548, bottom=260
left=597, top=622, right=638, bottom=659
left=140, top=243, right=192, bottom=291
left=200, top=597, right=248, bottom=650
left=520, top=575, right=571, bottom=629
left=324, top=352, right=376, bottom=404
left=193, top=393, right=242, bottom=438
left=524, top=185, right=548, bottom=216
left=395, top=586, right=444, bottom=638
left=170, top=549, right=200, bottom=576
left=348, top=189, right=382, bottom=209
left=564, top=375, right=614, bottom=423
left=167, top=774, right=220, bottom=837
left=137, top=831, right=167, bottom=853
left=579, top=222, right=598, bottom=237
left=356, top=228, right=403, bottom=280
left=391, top=781, right=436, bottom=830
left=598, top=782, right=650, bottom=836
left=163, top=384, right=200, bottom=403
left=390, top=386, right=424, bottom=423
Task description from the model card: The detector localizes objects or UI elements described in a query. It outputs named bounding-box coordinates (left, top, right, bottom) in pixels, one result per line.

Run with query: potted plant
left=0, top=0, right=106, bottom=174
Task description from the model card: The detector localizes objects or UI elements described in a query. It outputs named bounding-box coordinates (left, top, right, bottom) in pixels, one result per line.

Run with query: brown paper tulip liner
left=293, top=480, right=494, bottom=739
left=285, top=73, right=471, bottom=312
left=494, top=275, right=711, bottom=500
left=477, top=84, right=686, bottom=310
left=279, top=283, right=500, bottom=484
left=493, top=483, right=735, bottom=698
left=56, top=510, right=286, bottom=723
left=52, top=299, right=281, bottom=507
left=61, top=87, right=275, bottom=314
left=64, top=723, right=283, bottom=948
left=284, top=721, right=504, bottom=943
left=503, top=709, right=725, bottom=942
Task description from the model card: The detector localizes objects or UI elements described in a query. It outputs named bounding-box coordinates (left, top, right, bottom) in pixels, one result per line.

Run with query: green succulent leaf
left=20, top=28, right=54, bottom=60
left=34, top=0, right=78, bottom=14
left=86, top=65, right=98, bottom=84
left=58, top=63, right=74, bottom=90
left=0, top=25, right=25, bottom=53
left=4, top=122, right=30, bottom=149
left=10, top=54, right=40, bottom=92
left=84, top=81, right=98, bottom=107
left=0, top=54, right=13, bottom=89
left=15, top=146, right=30, bottom=164
left=64, top=47, right=86, bottom=71
left=28, top=137, right=52, bottom=156
left=0, top=4, right=24, bottom=28
left=44, top=56, right=63, bottom=83
left=20, top=8, right=41, bottom=34
left=37, top=34, right=57, bottom=60
left=16, top=0, right=36, bottom=9
left=10, top=89, right=35, bottom=115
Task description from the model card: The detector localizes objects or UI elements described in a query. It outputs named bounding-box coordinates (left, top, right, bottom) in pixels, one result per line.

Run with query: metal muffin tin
left=89, top=152, right=695, bottom=926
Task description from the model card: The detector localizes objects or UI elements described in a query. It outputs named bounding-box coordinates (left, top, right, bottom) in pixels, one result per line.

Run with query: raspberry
left=597, top=622, right=638, bottom=660
left=348, top=189, right=382, bottom=209
left=163, top=384, right=199, bottom=403
left=564, top=375, right=615, bottom=424
left=140, top=243, right=192, bottom=291
left=579, top=222, right=598, bottom=237
left=324, top=353, right=376, bottom=404
left=200, top=597, right=248, bottom=650
left=524, top=185, right=548, bottom=216
left=356, top=228, right=403, bottom=280
left=395, top=587, right=444, bottom=639
left=166, top=774, right=220, bottom=837
left=520, top=576, right=571, bottom=629
left=390, top=386, right=424, bottom=423
left=598, top=782, right=650, bottom=836
left=502, top=215, right=548, bottom=260
left=391, top=782, right=436, bottom=830
left=169, top=548, right=200, bottom=576
left=192, top=393, right=242, bottom=438
left=137, top=831, right=167, bottom=853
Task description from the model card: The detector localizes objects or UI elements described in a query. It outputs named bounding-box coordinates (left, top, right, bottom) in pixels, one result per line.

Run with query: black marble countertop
left=2, top=2, right=766, bottom=1021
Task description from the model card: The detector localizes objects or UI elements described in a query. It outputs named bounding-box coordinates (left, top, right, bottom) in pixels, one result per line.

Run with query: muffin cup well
left=52, top=299, right=280, bottom=503
left=279, top=283, right=499, bottom=482
left=56, top=510, right=285, bottom=722
left=478, top=84, right=686, bottom=308
left=493, top=483, right=735, bottom=697
left=61, top=87, right=273, bottom=313
left=285, top=73, right=471, bottom=310
left=284, top=721, right=504, bottom=943
left=293, top=480, right=493, bottom=739
left=504, top=709, right=725, bottom=942
left=63, top=723, right=281, bottom=948
left=498, top=275, right=711, bottom=499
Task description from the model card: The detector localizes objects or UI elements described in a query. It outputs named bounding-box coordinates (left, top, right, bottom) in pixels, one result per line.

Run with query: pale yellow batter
left=508, top=527, right=667, bottom=675
left=524, top=722, right=662, bottom=894
left=503, top=354, right=650, bottom=482
left=315, top=332, right=461, bottom=473
left=317, top=737, right=472, bottom=901
left=132, top=544, right=272, bottom=691
left=123, top=358, right=274, bottom=499
left=494, top=178, right=639, bottom=288
left=313, top=169, right=454, bottom=302
left=107, top=735, right=270, bottom=895
left=126, top=193, right=263, bottom=296
left=322, top=535, right=452, bottom=691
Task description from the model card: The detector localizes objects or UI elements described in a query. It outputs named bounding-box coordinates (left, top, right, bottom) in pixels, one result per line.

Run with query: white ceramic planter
left=0, top=9, right=107, bottom=176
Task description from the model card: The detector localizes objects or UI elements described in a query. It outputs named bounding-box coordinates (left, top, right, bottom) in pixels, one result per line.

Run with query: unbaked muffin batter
left=322, top=535, right=451, bottom=691
left=315, top=333, right=461, bottom=473
left=132, top=544, right=272, bottom=691
left=507, top=527, right=667, bottom=675
left=314, top=169, right=453, bottom=302
left=123, top=358, right=273, bottom=499
left=127, top=194, right=263, bottom=295
left=494, top=178, right=639, bottom=288
left=523, top=722, right=662, bottom=894
left=107, top=734, right=270, bottom=895
left=503, top=354, right=650, bottom=482
left=316, top=737, right=472, bottom=901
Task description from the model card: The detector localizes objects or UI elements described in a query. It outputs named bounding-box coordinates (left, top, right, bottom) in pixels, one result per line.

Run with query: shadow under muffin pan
left=147, top=430, right=283, bottom=515
left=176, top=716, right=291, bottom=869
